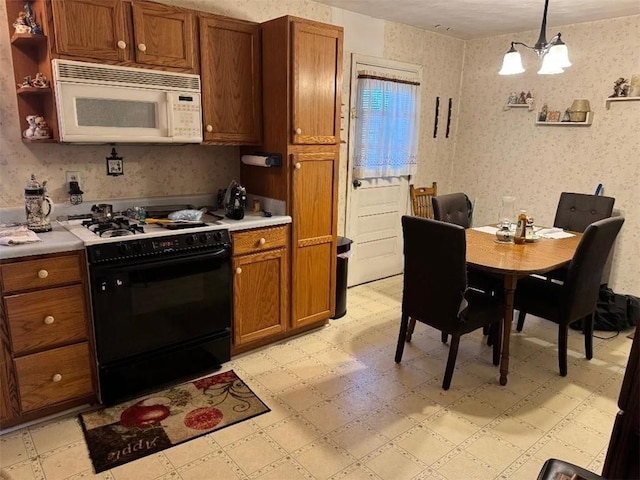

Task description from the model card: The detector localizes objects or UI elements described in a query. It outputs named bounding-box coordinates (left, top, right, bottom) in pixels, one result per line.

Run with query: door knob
left=44, top=315, right=55, bottom=325
left=294, top=162, right=302, bottom=170
left=138, top=43, right=147, bottom=52
left=295, top=127, right=302, bottom=135
left=236, top=267, right=242, bottom=274
left=117, top=40, right=127, bottom=49
left=206, top=125, right=213, bottom=132
left=353, top=179, right=362, bottom=188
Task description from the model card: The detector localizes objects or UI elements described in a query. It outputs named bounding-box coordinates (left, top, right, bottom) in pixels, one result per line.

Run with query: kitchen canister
left=569, top=99, right=590, bottom=122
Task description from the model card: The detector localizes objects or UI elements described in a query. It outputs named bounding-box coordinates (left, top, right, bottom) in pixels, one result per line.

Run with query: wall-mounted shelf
left=504, top=103, right=534, bottom=111
left=605, top=97, right=640, bottom=109
left=536, top=111, right=593, bottom=126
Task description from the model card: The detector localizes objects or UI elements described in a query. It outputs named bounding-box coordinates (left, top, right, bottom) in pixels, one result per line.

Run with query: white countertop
left=1, top=213, right=291, bottom=260
left=0, top=223, right=85, bottom=260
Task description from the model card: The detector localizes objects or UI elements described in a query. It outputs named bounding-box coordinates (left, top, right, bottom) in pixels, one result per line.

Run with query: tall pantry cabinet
left=241, top=16, right=343, bottom=329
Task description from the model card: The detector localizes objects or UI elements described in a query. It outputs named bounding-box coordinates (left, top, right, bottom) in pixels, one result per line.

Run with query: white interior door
left=346, top=176, right=409, bottom=286
left=344, top=54, right=420, bottom=287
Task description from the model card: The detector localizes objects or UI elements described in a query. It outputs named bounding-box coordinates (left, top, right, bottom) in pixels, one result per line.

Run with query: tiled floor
left=0, top=275, right=634, bottom=480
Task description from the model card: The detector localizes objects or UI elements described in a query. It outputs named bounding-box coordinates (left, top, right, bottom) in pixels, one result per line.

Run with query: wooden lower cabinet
left=0, top=251, right=97, bottom=428
left=232, top=226, right=288, bottom=353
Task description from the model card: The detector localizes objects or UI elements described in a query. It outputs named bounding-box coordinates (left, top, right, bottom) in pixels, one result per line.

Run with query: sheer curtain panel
left=353, top=74, right=420, bottom=179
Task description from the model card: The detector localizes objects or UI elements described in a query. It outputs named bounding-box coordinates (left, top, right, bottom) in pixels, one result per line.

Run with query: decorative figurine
left=31, top=72, right=49, bottom=88
left=525, top=91, right=534, bottom=105
left=22, top=114, right=38, bottom=138
left=538, top=103, right=548, bottom=122
left=561, top=109, right=571, bottom=122
left=34, top=116, right=51, bottom=138
left=609, top=77, right=629, bottom=98
left=13, top=2, right=42, bottom=35
left=518, top=91, right=527, bottom=104
left=508, top=92, right=518, bottom=104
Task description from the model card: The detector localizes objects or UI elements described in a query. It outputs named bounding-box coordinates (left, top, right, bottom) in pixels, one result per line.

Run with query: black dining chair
left=432, top=191, right=502, bottom=342
left=516, top=192, right=615, bottom=332
left=514, top=216, right=624, bottom=376
left=431, top=192, right=472, bottom=228
left=395, top=216, right=502, bottom=390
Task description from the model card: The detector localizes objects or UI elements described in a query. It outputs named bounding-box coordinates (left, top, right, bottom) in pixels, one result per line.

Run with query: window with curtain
left=353, top=73, right=420, bottom=179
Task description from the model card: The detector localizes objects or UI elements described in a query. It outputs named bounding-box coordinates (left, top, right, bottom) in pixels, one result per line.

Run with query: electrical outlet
left=66, top=171, right=80, bottom=184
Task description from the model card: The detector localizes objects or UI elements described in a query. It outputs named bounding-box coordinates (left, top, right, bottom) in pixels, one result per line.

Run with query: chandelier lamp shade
left=499, top=0, right=571, bottom=75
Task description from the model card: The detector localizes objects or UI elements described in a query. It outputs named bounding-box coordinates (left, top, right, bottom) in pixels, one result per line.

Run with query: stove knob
left=199, top=233, right=209, bottom=244
left=132, top=242, right=143, bottom=253
left=119, top=243, right=131, bottom=254
left=186, top=234, right=196, bottom=245
left=213, top=231, right=222, bottom=241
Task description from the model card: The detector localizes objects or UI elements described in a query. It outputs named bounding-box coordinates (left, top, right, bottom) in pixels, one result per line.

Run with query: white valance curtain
left=353, top=72, right=420, bottom=179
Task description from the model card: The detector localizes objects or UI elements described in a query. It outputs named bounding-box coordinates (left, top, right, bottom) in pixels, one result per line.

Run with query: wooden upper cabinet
left=291, top=21, right=342, bottom=145
left=131, top=1, right=196, bottom=71
left=51, top=0, right=197, bottom=72
left=51, top=0, right=127, bottom=62
left=199, top=15, right=261, bottom=145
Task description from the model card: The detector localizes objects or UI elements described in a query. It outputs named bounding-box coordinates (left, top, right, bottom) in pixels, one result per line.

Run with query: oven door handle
left=91, top=247, right=230, bottom=272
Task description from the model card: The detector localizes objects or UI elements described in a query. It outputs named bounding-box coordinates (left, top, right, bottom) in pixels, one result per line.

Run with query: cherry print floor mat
left=79, top=370, right=270, bottom=473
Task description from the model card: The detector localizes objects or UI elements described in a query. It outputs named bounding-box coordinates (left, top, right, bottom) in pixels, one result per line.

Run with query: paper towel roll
left=241, top=154, right=281, bottom=167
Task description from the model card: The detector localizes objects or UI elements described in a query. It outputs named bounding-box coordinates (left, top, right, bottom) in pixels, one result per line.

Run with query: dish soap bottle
left=514, top=210, right=527, bottom=244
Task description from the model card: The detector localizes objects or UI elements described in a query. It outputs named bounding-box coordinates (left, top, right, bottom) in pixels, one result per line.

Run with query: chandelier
left=499, top=0, right=571, bottom=75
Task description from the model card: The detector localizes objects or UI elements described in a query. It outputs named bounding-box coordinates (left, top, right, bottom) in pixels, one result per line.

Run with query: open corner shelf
left=605, top=96, right=640, bottom=109
left=536, top=111, right=593, bottom=126
left=504, top=103, right=534, bottom=111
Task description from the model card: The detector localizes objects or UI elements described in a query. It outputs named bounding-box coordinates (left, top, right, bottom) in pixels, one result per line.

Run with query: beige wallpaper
left=1, top=1, right=637, bottom=294
left=453, top=15, right=640, bottom=295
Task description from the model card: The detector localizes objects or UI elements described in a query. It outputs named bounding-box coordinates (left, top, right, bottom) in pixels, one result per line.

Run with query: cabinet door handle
left=206, top=125, right=213, bottom=132
left=294, top=162, right=302, bottom=170
left=44, top=315, right=55, bottom=325
left=295, top=127, right=302, bottom=135
left=138, top=43, right=147, bottom=52
left=259, top=238, right=266, bottom=245
left=117, top=40, right=127, bottom=49
left=52, top=374, right=62, bottom=383
left=236, top=267, right=242, bottom=274
left=37, top=269, right=48, bottom=279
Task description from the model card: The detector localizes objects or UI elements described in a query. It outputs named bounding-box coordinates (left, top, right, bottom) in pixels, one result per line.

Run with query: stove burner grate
left=82, top=216, right=145, bottom=237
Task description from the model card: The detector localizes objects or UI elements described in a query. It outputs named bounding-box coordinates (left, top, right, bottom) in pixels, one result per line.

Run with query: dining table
left=465, top=227, right=582, bottom=385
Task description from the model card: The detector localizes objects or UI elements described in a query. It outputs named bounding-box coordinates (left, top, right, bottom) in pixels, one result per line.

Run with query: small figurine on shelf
left=22, top=114, right=38, bottom=138
left=507, top=91, right=518, bottom=104
left=518, top=91, right=527, bottom=104
left=525, top=91, right=534, bottom=105
left=538, top=103, right=548, bottom=122
left=12, top=11, right=30, bottom=34
left=34, top=116, right=51, bottom=138
left=18, top=76, right=32, bottom=89
left=31, top=72, right=49, bottom=88
left=561, top=109, right=571, bottom=122
left=609, top=77, right=629, bottom=98
left=22, top=1, right=42, bottom=35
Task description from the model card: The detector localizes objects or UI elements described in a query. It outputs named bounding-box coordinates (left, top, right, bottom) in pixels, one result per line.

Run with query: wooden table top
left=465, top=228, right=583, bottom=276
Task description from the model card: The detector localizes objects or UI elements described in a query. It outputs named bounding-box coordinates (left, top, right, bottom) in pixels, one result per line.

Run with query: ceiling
left=313, top=0, right=640, bottom=40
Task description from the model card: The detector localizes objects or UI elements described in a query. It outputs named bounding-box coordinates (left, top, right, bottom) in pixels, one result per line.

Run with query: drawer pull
left=138, top=43, right=147, bottom=52
left=295, top=127, right=302, bottom=135
left=259, top=238, right=266, bottom=245
left=37, top=269, right=49, bottom=279
left=52, top=374, right=62, bottom=383
left=236, top=267, right=242, bottom=275
left=206, top=124, right=213, bottom=132
left=44, top=315, right=55, bottom=325
left=294, top=162, right=301, bottom=170
left=117, top=40, right=127, bottom=49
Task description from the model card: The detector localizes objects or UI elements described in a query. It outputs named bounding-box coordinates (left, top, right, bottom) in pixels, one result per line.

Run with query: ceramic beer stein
left=25, top=174, right=53, bottom=232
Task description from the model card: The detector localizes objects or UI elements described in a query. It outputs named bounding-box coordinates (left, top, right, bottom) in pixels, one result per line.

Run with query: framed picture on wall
left=547, top=111, right=561, bottom=122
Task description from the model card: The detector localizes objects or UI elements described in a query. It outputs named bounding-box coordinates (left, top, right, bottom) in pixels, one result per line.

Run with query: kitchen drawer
left=232, top=226, right=287, bottom=255
left=15, top=342, right=93, bottom=412
left=1, top=254, right=82, bottom=293
left=6, top=285, right=88, bottom=355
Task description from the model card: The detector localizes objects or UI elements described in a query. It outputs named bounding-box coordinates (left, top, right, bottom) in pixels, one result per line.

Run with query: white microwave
left=52, top=59, right=202, bottom=144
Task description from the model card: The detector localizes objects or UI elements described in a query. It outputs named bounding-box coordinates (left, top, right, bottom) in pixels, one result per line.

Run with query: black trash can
left=332, top=236, right=352, bottom=319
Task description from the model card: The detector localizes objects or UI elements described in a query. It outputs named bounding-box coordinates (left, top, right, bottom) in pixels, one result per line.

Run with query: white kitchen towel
left=0, top=225, right=42, bottom=245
